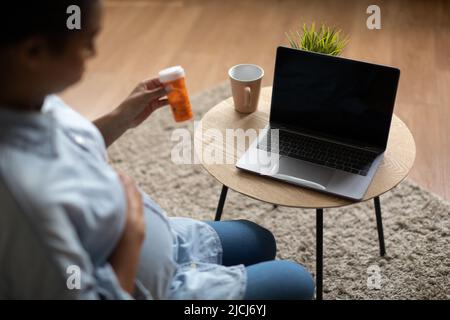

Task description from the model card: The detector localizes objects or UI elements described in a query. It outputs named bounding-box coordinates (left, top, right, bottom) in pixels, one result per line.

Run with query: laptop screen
left=270, top=47, right=400, bottom=150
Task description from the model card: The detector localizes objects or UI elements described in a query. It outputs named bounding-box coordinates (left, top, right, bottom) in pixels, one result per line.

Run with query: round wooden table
left=195, top=86, right=416, bottom=299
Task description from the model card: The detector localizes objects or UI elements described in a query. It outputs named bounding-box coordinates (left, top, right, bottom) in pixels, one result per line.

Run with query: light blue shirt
left=0, top=96, right=246, bottom=300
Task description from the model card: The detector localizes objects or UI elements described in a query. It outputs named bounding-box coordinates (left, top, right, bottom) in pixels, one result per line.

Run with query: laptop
left=236, top=46, right=400, bottom=200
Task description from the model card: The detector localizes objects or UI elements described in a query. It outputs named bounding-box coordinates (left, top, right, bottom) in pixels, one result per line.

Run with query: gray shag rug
left=108, top=82, right=450, bottom=300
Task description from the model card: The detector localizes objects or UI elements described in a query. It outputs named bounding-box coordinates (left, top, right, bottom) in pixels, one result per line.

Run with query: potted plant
left=286, top=22, right=349, bottom=56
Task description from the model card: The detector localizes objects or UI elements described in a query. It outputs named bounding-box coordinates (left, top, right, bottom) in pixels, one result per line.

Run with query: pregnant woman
left=0, top=0, right=314, bottom=300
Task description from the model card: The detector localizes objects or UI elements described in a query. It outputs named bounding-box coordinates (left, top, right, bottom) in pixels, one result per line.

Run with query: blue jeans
left=205, top=220, right=315, bottom=300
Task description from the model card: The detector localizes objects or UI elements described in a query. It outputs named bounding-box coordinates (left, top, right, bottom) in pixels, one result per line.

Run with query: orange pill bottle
left=159, top=66, right=193, bottom=122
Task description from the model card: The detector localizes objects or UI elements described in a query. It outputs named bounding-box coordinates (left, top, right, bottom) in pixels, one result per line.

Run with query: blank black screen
left=270, top=47, right=400, bottom=150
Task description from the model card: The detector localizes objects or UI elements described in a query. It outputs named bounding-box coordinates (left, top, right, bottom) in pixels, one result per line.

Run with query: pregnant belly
left=136, top=202, right=176, bottom=299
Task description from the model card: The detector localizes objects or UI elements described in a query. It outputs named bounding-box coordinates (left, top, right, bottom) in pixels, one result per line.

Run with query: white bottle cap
left=159, top=66, right=185, bottom=83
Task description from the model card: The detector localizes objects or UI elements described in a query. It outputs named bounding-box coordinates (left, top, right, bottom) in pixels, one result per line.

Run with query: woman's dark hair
left=0, top=0, right=97, bottom=51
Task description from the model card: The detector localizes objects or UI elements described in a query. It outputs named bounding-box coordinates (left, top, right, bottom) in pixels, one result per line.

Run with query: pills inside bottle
left=159, top=66, right=193, bottom=122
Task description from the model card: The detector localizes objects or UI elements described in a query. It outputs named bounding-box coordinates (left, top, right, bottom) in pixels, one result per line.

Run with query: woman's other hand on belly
left=108, top=172, right=146, bottom=295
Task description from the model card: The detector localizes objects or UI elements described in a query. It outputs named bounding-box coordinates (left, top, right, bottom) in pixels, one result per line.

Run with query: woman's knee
left=238, top=220, right=277, bottom=261
left=244, top=260, right=315, bottom=300
left=205, top=219, right=277, bottom=265
left=275, top=260, right=315, bottom=299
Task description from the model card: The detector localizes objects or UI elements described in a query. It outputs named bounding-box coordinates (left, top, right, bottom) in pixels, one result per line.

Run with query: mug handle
left=244, top=87, right=251, bottom=109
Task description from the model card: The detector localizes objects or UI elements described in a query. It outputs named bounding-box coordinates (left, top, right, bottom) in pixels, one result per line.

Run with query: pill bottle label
left=159, top=66, right=193, bottom=122
left=165, top=77, right=193, bottom=122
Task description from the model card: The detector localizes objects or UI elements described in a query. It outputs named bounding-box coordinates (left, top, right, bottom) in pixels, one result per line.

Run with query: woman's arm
left=0, top=176, right=131, bottom=299
left=94, top=78, right=170, bottom=147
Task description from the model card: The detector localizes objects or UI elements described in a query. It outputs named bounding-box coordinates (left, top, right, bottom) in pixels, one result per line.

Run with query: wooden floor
left=61, top=0, right=450, bottom=201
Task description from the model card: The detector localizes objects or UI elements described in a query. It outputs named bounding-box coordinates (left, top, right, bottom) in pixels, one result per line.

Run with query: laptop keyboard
left=257, top=129, right=378, bottom=176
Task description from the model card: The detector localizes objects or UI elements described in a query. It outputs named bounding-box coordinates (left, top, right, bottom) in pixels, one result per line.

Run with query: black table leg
left=215, top=185, right=229, bottom=221
left=374, top=196, right=386, bottom=256
left=316, top=208, right=323, bottom=300
left=213, top=186, right=383, bottom=299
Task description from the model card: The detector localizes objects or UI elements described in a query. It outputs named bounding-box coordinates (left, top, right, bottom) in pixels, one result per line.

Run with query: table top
left=195, top=87, right=416, bottom=208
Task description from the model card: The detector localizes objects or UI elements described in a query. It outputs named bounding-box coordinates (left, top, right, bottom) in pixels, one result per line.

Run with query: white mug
left=228, top=64, right=264, bottom=113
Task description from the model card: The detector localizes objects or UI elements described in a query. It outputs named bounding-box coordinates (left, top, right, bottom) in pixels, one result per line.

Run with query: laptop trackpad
left=274, top=157, right=334, bottom=189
